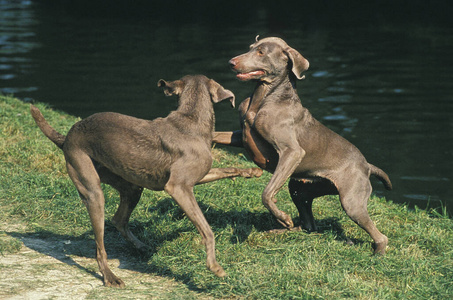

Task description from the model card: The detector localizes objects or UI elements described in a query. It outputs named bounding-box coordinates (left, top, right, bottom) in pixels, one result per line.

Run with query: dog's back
left=31, top=75, right=235, bottom=192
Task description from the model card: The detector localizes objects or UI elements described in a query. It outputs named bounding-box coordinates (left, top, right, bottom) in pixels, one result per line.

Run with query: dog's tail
left=30, top=105, right=66, bottom=149
left=369, top=164, right=392, bottom=190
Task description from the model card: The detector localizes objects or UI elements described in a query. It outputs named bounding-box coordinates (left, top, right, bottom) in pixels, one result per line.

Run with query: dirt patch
left=0, top=222, right=213, bottom=299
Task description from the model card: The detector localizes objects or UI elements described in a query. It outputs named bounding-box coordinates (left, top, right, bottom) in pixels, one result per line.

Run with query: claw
left=276, top=216, right=294, bottom=228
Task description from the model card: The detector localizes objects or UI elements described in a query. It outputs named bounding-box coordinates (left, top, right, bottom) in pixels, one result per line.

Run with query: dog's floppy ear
left=208, top=79, right=236, bottom=108
left=285, top=47, right=309, bottom=80
left=158, top=79, right=184, bottom=96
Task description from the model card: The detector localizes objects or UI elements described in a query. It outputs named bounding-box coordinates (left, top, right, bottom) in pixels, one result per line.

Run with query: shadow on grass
left=6, top=228, right=209, bottom=292
left=6, top=197, right=355, bottom=293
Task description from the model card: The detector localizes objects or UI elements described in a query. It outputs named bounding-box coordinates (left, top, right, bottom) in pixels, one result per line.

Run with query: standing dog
left=31, top=75, right=263, bottom=287
left=214, top=37, right=392, bottom=254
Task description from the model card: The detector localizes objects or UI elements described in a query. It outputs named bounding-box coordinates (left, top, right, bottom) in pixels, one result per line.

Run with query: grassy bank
left=1, top=95, right=452, bottom=299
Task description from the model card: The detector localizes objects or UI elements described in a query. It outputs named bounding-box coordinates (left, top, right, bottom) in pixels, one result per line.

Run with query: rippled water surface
left=1, top=1, right=452, bottom=213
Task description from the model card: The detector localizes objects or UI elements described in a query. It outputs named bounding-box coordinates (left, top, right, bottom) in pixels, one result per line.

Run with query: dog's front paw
left=242, top=168, right=264, bottom=178
left=276, top=214, right=294, bottom=228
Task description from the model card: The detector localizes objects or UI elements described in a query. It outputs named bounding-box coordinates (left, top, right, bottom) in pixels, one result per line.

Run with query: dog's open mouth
left=236, top=70, right=266, bottom=81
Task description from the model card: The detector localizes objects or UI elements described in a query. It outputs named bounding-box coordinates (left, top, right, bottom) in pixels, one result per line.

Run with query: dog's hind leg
left=288, top=178, right=338, bottom=232
left=164, top=180, right=226, bottom=278
left=65, top=154, right=125, bottom=288
left=111, top=184, right=145, bottom=250
left=288, top=179, right=317, bottom=232
left=337, top=176, right=388, bottom=255
left=96, top=166, right=146, bottom=250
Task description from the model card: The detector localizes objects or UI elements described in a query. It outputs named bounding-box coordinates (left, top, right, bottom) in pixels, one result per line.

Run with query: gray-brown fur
left=213, top=37, right=392, bottom=254
left=31, top=75, right=263, bottom=287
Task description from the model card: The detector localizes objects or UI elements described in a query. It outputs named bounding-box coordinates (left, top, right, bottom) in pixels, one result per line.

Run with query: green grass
left=1, top=95, right=452, bottom=299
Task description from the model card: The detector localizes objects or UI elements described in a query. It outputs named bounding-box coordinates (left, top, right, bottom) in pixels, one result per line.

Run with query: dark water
left=1, top=1, right=452, bottom=214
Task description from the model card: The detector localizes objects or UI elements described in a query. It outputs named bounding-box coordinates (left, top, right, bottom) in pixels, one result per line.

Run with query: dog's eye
left=257, top=49, right=264, bottom=56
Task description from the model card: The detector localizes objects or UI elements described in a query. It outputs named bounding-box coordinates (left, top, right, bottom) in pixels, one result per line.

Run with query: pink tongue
left=237, top=70, right=264, bottom=80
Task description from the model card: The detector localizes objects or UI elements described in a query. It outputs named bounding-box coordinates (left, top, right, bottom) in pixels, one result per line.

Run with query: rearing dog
left=31, top=75, right=263, bottom=287
left=213, top=37, right=392, bottom=254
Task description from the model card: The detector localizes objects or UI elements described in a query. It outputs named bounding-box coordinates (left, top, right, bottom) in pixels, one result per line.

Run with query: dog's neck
left=173, top=94, right=215, bottom=140
left=249, top=73, right=298, bottom=111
